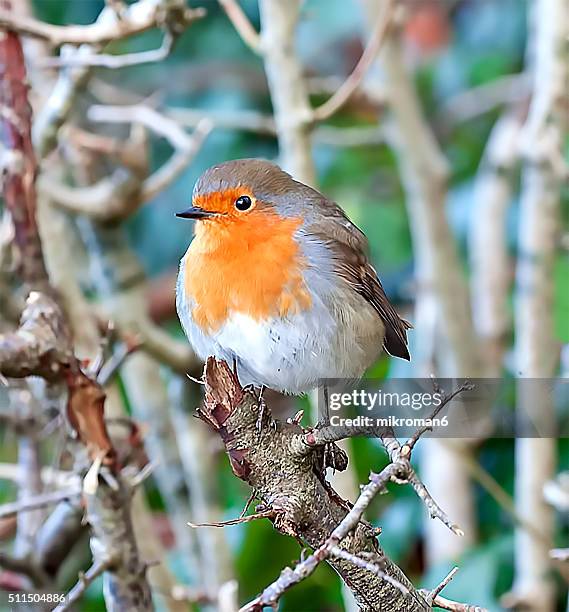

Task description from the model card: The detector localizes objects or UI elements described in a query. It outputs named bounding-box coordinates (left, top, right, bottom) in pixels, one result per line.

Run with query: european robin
left=176, top=159, right=411, bottom=405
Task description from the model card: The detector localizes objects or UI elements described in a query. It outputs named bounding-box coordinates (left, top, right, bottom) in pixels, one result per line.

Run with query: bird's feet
left=322, top=440, right=348, bottom=472
left=252, top=385, right=275, bottom=432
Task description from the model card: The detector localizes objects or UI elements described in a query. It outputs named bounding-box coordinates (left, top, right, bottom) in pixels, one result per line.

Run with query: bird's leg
left=316, top=383, right=348, bottom=473
left=256, top=385, right=268, bottom=432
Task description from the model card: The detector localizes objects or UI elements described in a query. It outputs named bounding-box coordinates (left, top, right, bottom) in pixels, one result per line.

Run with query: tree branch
left=40, top=30, right=175, bottom=69
left=0, top=487, right=81, bottom=520
left=0, top=27, right=49, bottom=289
left=218, top=0, right=261, bottom=54
left=87, top=104, right=214, bottom=205
left=508, top=0, right=568, bottom=607
left=42, top=107, right=212, bottom=223
left=54, top=554, right=119, bottom=612
left=258, top=0, right=315, bottom=184
left=0, top=3, right=205, bottom=46
left=199, top=357, right=445, bottom=611
left=312, top=0, right=395, bottom=122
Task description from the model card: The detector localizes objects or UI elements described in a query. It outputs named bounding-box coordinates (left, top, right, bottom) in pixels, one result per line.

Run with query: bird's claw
left=323, top=441, right=348, bottom=472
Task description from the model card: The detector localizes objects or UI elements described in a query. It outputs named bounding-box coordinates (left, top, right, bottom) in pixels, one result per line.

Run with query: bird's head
left=176, top=159, right=307, bottom=229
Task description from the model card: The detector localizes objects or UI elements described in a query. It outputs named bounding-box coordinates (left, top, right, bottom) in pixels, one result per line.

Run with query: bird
left=176, top=158, right=411, bottom=409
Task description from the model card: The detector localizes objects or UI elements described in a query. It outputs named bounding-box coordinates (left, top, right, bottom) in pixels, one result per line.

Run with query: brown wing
left=307, top=200, right=411, bottom=360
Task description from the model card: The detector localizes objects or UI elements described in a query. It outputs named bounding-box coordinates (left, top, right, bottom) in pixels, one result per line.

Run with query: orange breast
left=183, top=210, right=312, bottom=332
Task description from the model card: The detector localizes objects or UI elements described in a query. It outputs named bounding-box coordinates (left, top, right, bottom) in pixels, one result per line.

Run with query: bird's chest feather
left=182, top=212, right=312, bottom=333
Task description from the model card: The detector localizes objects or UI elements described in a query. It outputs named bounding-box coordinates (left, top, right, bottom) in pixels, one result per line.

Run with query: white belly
left=176, top=264, right=385, bottom=394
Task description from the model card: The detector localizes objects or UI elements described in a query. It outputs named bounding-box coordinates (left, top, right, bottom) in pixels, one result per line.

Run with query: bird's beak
left=175, top=206, right=217, bottom=220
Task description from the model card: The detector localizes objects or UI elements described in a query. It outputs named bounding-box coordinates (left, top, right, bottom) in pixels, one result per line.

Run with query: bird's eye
left=235, top=195, right=253, bottom=211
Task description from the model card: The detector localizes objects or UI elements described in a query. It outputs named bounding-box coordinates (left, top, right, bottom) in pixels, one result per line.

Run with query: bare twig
left=218, top=0, right=261, bottom=54
left=43, top=108, right=212, bottom=223
left=39, top=168, right=141, bottom=222
left=168, top=106, right=386, bottom=146
left=88, top=103, right=198, bottom=151
left=0, top=463, right=79, bottom=488
left=87, top=104, right=214, bottom=203
left=54, top=554, right=118, bottom=612
left=0, top=28, right=49, bottom=288
left=188, top=509, right=275, bottom=529
left=312, top=0, right=395, bottom=122
left=240, top=460, right=423, bottom=611
left=419, top=567, right=488, bottom=611
left=436, top=72, right=531, bottom=129
left=406, top=471, right=464, bottom=536
left=141, top=118, right=213, bottom=202
left=421, top=566, right=459, bottom=606
left=137, top=323, right=196, bottom=372
left=97, top=340, right=141, bottom=386
left=431, top=595, right=487, bottom=612
left=200, top=358, right=447, bottom=611
left=29, top=0, right=205, bottom=157
left=40, top=30, right=175, bottom=69
left=0, top=4, right=205, bottom=46
left=404, top=383, right=473, bottom=451
left=0, top=487, right=81, bottom=520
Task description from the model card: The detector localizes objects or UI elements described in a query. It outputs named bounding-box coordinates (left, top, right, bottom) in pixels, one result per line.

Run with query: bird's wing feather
left=306, top=199, right=411, bottom=360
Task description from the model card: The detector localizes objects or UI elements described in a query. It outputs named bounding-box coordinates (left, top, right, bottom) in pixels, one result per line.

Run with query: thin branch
left=87, top=104, right=214, bottom=203
left=188, top=509, right=275, bottom=529
left=88, top=103, right=197, bottom=150
left=54, top=555, right=118, bottom=612
left=311, top=0, right=395, bottom=122
left=167, top=106, right=276, bottom=134
left=39, top=30, right=175, bottom=69
left=431, top=595, right=487, bottom=612
left=240, top=460, right=422, bottom=612
left=407, top=472, right=464, bottom=536
left=38, top=168, right=141, bottom=222
left=97, top=340, right=141, bottom=386
left=424, top=566, right=459, bottom=604
left=44, top=110, right=212, bottom=222
left=0, top=487, right=81, bottom=520
left=0, top=464, right=79, bottom=488
left=404, top=382, right=474, bottom=451
left=168, top=106, right=386, bottom=146
left=436, top=72, right=531, bottom=129
left=0, top=5, right=206, bottom=46
left=141, top=119, right=213, bottom=202
left=218, top=0, right=261, bottom=54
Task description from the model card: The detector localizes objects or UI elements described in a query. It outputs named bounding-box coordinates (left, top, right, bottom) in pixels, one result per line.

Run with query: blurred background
left=0, top=0, right=568, bottom=610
